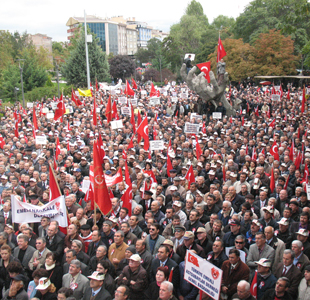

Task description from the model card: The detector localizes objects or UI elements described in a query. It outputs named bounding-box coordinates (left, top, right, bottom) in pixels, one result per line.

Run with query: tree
left=52, top=41, right=70, bottom=67
left=253, top=29, right=298, bottom=75
left=109, top=55, right=135, bottom=80
left=62, top=26, right=110, bottom=87
left=233, top=0, right=310, bottom=68
left=208, top=38, right=256, bottom=81
left=0, top=31, right=14, bottom=71
left=143, top=68, right=160, bottom=82
left=162, top=0, right=209, bottom=71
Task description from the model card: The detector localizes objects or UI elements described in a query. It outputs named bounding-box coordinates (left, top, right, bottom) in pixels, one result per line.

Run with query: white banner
left=184, top=122, right=200, bottom=134
left=27, top=102, right=34, bottom=108
left=150, top=140, right=164, bottom=151
left=11, top=195, right=68, bottom=227
left=118, top=97, right=127, bottom=105
left=271, top=94, right=280, bottom=101
left=149, top=97, right=160, bottom=106
left=184, top=250, right=222, bottom=300
left=212, top=112, right=222, bottom=119
left=171, top=97, right=178, bottom=103
left=111, top=120, right=123, bottom=130
left=191, top=113, right=203, bottom=121
left=121, top=107, right=131, bottom=115
left=46, top=113, right=54, bottom=119
left=35, top=136, right=47, bottom=145
left=131, top=99, right=138, bottom=106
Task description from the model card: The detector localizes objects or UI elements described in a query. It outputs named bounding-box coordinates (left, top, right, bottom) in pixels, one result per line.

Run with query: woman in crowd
left=40, top=252, right=62, bottom=291
left=144, top=266, right=169, bottom=300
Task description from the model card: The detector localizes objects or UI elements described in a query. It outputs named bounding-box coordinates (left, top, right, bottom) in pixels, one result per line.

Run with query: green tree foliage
left=109, top=55, right=135, bottom=80
left=162, top=0, right=209, bottom=71
left=233, top=0, right=310, bottom=66
left=143, top=68, right=160, bottom=82
left=52, top=41, right=70, bottom=67
left=0, top=31, right=14, bottom=70
left=196, top=15, right=235, bottom=63
left=62, top=26, right=110, bottom=87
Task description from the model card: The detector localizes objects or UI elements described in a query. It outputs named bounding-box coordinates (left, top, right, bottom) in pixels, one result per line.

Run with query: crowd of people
left=0, top=77, right=309, bottom=300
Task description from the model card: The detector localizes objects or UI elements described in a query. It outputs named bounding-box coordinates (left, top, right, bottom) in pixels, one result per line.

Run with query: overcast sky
left=1, top=0, right=251, bottom=42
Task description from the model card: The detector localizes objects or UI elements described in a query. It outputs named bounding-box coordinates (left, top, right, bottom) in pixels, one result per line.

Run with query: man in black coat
left=82, top=271, right=112, bottom=300
left=184, top=209, right=204, bottom=239
left=46, top=224, right=64, bottom=262
left=261, top=278, right=293, bottom=300
left=87, top=230, right=105, bottom=257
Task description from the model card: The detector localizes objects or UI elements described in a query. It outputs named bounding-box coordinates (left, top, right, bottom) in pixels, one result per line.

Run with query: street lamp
left=55, top=59, right=60, bottom=98
left=14, top=87, right=19, bottom=102
left=16, top=59, right=25, bottom=108
left=123, top=70, right=126, bottom=82
left=159, top=56, right=162, bottom=85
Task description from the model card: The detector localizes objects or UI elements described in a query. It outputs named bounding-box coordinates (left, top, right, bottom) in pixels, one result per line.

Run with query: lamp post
left=123, top=70, right=126, bottom=82
left=55, top=60, right=60, bottom=98
left=14, top=87, right=19, bottom=103
left=159, top=56, right=162, bottom=85
left=16, top=59, right=25, bottom=108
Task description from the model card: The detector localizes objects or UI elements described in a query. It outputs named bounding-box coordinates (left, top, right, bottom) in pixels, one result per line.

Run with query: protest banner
left=271, top=94, right=280, bottom=101
left=141, top=90, right=147, bottom=95
left=11, top=195, right=68, bottom=227
left=111, top=120, right=123, bottom=130
left=172, top=92, right=177, bottom=97
left=184, top=122, right=200, bottom=135
left=35, top=136, right=47, bottom=145
left=131, top=99, right=138, bottom=106
left=51, top=102, right=58, bottom=110
left=180, top=93, right=188, bottom=99
left=110, top=90, right=116, bottom=95
left=118, top=97, right=127, bottom=105
left=212, top=112, right=222, bottom=119
left=191, top=113, right=203, bottom=121
left=306, top=184, right=310, bottom=200
left=150, top=140, right=165, bottom=151
left=42, top=107, right=49, bottom=113
left=46, top=113, right=54, bottom=119
left=184, top=250, right=222, bottom=300
left=81, top=179, right=91, bottom=194
left=104, top=168, right=123, bottom=187
left=121, top=107, right=131, bottom=115
left=149, top=97, right=160, bottom=106
left=171, top=97, right=178, bottom=103
left=27, top=102, right=33, bottom=108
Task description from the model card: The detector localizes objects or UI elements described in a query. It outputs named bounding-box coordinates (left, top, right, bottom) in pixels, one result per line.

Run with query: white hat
left=35, top=277, right=51, bottom=290
left=129, top=254, right=141, bottom=262
left=88, top=271, right=105, bottom=281
left=277, top=218, right=289, bottom=226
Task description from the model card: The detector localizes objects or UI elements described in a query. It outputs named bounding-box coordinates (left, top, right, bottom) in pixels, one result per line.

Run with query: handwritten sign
left=27, top=102, right=33, bottom=108
left=110, top=120, right=123, bottom=130
left=212, top=112, right=222, bottom=119
left=35, top=136, right=47, bottom=145
left=118, top=97, right=127, bottom=105
left=271, top=95, right=280, bottom=101
left=121, top=107, right=130, bottom=115
left=150, top=140, right=165, bottom=151
left=184, top=122, right=200, bottom=134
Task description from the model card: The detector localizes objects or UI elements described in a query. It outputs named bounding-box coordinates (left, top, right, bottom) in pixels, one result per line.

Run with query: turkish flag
left=33, top=107, right=38, bottom=130
left=137, top=117, right=149, bottom=151
left=270, top=140, right=280, bottom=161
left=150, top=82, right=157, bottom=97
left=55, top=137, right=60, bottom=160
left=222, top=163, right=226, bottom=182
left=97, top=134, right=106, bottom=162
left=250, top=271, right=258, bottom=298
left=122, top=149, right=127, bottom=160
left=188, top=252, right=199, bottom=267
left=284, top=175, right=290, bottom=190
left=49, top=163, right=62, bottom=201
left=53, top=156, right=58, bottom=171
left=252, top=146, right=257, bottom=160
left=217, top=37, right=226, bottom=62
left=196, top=61, right=211, bottom=83
left=112, top=100, right=119, bottom=120
left=137, top=110, right=142, bottom=143
left=131, top=78, right=137, bottom=89
left=106, top=95, right=112, bottom=123
left=254, top=106, right=259, bottom=117
left=71, top=88, right=82, bottom=106
left=166, top=155, right=173, bottom=177
left=195, top=136, right=202, bottom=159
left=270, top=167, right=275, bottom=192
left=0, top=136, right=5, bottom=149
left=301, top=86, right=306, bottom=113
left=125, top=80, right=135, bottom=96
left=127, top=135, right=134, bottom=149
left=93, top=97, right=97, bottom=126
left=302, top=163, right=309, bottom=183
left=289, top=138, right=294, bottom=161
left=185, top=165, right=195, bottom=189
left=23, top=194, right=27, bottom=203
left=268, top=118, right=276, bottom=129
left=287, top=89, right=290, bottom=100
left=93, top=139, right=112, bottom=215
left=295, top=151, right=302, bottom=170
left=229, top=116, right=233, bottom=123
left=202, top=122, right=206, bottom=134
left=54, top=94, right=65, bottom=120
left=122, top=162, right=132, bottom=216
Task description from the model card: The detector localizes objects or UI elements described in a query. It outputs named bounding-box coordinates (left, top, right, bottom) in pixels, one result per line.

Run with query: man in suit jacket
left=145, top=223, right=165, bottom=257
left=46, top=224, right=64, bottom=262
left=291, top=240, right=310, bottom=273
left=0, top=202, right=12, bottom=232
left=87, top=230, right=104, bottom=257
left=28, top=237, right=51, bottom=271
left=63, top=249, right=90, bottom=276
left=13, top=234, right=36, bottom=272
left=273, top=249, right=302, bottom=298
left=37, top=173, right=49, bottom=192
left=246, top=232, right=275, bottom=277
left=38, top=217, right=50, bottom=237
left=221, top=249, right=250, bottom=299
left=149, top=245, right=180, bottom=292
left=82, top=271, right=111, bottom=300
left=62, top=259, right=89, bottom=300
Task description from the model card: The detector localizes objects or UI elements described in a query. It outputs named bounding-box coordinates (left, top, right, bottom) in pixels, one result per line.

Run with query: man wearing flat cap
left=140, top=190, right=154, bottom=215
left=176, top=231, right=205, bottom=261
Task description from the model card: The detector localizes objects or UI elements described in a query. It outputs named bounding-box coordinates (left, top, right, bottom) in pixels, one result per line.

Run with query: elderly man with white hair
left=218, top=201, right=234, bottom=227
left=291, top=240, right=310, bottom=273
left=232, top=280, right=256, bottom=300
left=159, top=281, right=177, bottom=300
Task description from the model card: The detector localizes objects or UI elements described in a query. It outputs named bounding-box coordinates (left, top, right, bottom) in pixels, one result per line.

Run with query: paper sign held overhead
left=150, top=140, right=165, bottom=151
left=212, top=112, right=222, bottom=119
left=35, top=136, right=47, bottom=145
left=118, top=97, right=127, bottom=105
left=121, top=107, right=131, bottom=115
left=27, top=102, right=33, bottom=108
left=184, top=122, right=200, bottom=135
left=110, top=120, right=123, bottom=130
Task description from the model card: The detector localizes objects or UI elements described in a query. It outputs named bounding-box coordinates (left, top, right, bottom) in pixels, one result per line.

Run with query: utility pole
left=16, top=59, right=25, bottom=108
left=55, top=61, right=60, bottom=98
left=84, top=10, right=91, bottom=89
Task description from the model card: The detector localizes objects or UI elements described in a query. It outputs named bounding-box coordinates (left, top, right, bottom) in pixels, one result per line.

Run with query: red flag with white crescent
left=250, top=271, right=258, bottom=298
left=270, top=140, right=279, bottom=161
left=217, top=37, right=226, bottom=62
left=196, top=61, right=211, bottom=83
left=185, top=165, right=195, bottom=189
left=137, top=117, right=149, bottom=151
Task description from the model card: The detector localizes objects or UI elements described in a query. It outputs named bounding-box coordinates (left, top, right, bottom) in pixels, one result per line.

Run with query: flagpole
left=84, top=10, right=91, bottom=90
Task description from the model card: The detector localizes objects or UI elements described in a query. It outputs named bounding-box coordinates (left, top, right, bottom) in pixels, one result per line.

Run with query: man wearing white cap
left=82, top=271, right=112, bottom=300
left=253, top=258, right=277, bottom=300
left=117, top=254, right=148, bottom=300
left=259, top=206, right=279, bottom=231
